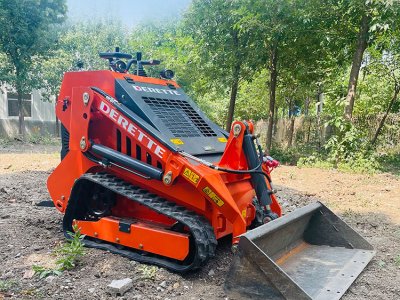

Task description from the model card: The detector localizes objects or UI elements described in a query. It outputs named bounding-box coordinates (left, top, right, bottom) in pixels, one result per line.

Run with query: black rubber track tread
left=64, top=172, right=217, bottom=273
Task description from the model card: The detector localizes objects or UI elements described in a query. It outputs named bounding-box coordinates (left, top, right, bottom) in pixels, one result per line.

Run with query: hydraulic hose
left=179, top=136, right=272, bottom=182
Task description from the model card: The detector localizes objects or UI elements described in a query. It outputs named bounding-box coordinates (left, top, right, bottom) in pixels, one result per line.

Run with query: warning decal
left=183, top=168, right=200, bottom=184
left=202, top=186, right=225, bottom=207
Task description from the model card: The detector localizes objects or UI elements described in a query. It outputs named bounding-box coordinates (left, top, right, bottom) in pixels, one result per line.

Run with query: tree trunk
left=304, top=96, right=310, bottom=143
left=225, top=61, right=241, bottom=132
left=17, top=91, right=25, bottom=137
left=316, top=85, right=323, bottom=150
left=371, top=85, right=399, bottom=145
left=288, top=116, right=295, bottom=148
left=304, top=96, right=310, bottom=116
left=287, top=97, right=295, bottom=148
left=266, top=41, right=278, bottom=153
left=225, top=30, right=241, bottom=132
left=344, top=13, right=369, bottom=120
left=273, top=105, right=278, bottom=135
left=306, top=116, right=312, bottom=143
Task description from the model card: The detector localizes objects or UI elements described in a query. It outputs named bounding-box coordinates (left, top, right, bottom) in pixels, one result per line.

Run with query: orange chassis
left=47, top=70, right=281, bottom=263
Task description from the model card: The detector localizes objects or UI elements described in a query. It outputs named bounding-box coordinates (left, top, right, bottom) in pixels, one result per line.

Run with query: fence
left=255, top=113, right=400, bottom=151
left=353, top=114, right=400, bottom=148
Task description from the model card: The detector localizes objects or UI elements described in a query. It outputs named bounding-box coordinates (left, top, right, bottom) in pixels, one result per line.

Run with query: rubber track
left=65, top=172, right=217, bottom=273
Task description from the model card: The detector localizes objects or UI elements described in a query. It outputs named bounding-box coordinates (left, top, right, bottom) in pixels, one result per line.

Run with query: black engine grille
left=143, top=97, right=217, bottom=137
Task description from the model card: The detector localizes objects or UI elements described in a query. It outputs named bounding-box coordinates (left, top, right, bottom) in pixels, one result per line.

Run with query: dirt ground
left=0, top=142, right=399, bottom=300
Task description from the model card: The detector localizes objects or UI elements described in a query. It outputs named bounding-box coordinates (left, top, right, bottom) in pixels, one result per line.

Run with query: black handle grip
left=99, top=52, right=133, bottom=60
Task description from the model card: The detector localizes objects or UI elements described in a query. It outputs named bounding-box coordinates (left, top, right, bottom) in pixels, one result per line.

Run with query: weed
left=337, top=154, right=379, bottom=174
left=1, top=134, right=60, bottom=147
left=395, top=255, right=400, bottom=266
left=20, top=288, right=45, bottom=299
left=27, top=133, right=59, bottom=145
left=377, top=151, right=400, bottom=176
left=341, top=208, right=355, bottom=218
left=138, top=265, right=158, bottom=280
left=0, top=137, right=14, bottom=147
left=297, top=155, right=334, bottom=170
left=0, top=279, right=17, bottom=292
left=377, top=260, right=386, bottom=268
left=270, top=147, right=297, bottom=165
left=297, top=153, right=379, bottom=174
left=33, top=224, right=85, bottom=278
left=32, top=265, right=62, bottom=279
left=55, top=224, right=85, bottom=270
left=293, top=114, right=387, bottom=174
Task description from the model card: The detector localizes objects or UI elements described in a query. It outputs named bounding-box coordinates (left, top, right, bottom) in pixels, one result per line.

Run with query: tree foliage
left=40, top=20, right=130, bottom=101
left=0, top=0, right=67, bottom=135
left=0, top=0, right=399, bottom=170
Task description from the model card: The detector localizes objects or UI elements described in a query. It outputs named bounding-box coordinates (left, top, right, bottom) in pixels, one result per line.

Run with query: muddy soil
left=0, top=143, right=399, bottom=299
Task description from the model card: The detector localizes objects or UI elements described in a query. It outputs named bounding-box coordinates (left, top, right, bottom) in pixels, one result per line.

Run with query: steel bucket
left=225, top=202, right=375, bottom=300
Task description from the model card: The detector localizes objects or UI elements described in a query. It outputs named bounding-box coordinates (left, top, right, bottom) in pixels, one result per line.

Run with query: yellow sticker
left=203, top=187, right=225, bottom=207
left=183, top=168, right=200, bottom=184
left=218, top=137, right=228, bottom=143
left=241, top=209, right=247, bottom=218
left=170, top=138, right=184, bottom=145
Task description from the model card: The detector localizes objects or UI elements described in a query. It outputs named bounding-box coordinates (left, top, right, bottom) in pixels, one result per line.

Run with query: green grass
left=0, top=137, right=14, bottom=147
left=297, top=151, right=382, bottom=175
left=33, top=224, right=85, bottom=278
left=26, top=134, right=60, bottom=146
left=0, top=134, right=60, bottom=147
left=377, top=152, right=400, bottom=176
left=269, top=145, right=316, bottom=165
left=297, top=155, right=334, bottom=170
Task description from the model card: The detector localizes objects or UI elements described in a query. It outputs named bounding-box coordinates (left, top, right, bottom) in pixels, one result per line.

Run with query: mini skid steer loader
left=47, top=49, right=375, bottom=299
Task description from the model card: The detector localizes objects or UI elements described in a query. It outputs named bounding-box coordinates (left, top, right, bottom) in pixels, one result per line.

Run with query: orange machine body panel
left=75, top=217, right=189, bottom=261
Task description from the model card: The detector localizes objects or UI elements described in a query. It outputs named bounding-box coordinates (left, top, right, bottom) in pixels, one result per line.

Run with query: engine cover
left=115, top=79, right=228, bottom=156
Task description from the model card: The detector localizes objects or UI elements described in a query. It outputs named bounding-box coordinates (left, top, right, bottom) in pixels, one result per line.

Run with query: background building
left=0, top=87, right=57, bottom=137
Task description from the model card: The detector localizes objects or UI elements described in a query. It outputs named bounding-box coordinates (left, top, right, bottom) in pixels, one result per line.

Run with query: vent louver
left=143, top=97, right=217, bottom=138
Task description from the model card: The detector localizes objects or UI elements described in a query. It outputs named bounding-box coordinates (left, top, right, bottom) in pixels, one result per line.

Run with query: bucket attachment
left=225, top=202, right=375, bottom=300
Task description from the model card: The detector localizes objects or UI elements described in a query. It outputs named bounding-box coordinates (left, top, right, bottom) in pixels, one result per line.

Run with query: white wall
left=0, top=87, right=56, bottom=121
left=31, top=90, right=56, bottom=122
left=0, top=86, right=57, bottom=137
left=0, top=86, right=7, bottom=119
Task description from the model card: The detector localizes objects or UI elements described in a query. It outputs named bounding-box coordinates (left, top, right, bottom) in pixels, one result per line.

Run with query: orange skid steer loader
left=47, top=49, right=374, bottom=299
